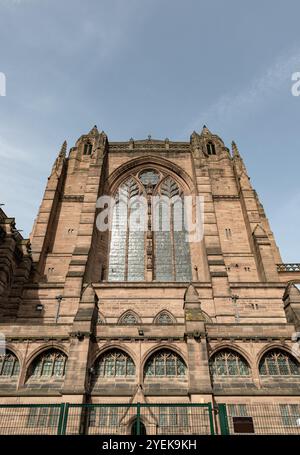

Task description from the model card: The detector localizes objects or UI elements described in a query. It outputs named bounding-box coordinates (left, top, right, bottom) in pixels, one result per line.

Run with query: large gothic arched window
left=259, top=349, right=300, bottom=376
left=108, top=169, right=192, bottom=282
left=0, top=351, right=20, bottom=377
left=209, top=349, right=250, bottom=377
left=144, top=349, right=187, bottom=377
left=29, top=350, right=67, bottom=379
left=94, top=349, right=135, bottom=377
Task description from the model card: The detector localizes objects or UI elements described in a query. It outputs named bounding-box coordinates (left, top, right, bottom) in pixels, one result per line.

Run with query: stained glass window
left=108, top=177, right=145, bottom=281
left=210, top=350, right=250, bottom=377
left=154, top=177, right=192, bottom=282
left=94, top=350, right=135, bottom=377
left=0, top=351, right=20, bottom=377
left=119, top=312, right=139, bottom=325
left=30, top=350, right=67, bottom=378
left=155, top=311, right=174, bottom=324
left=144, top=350, right=186, bottom=377
left=107, top=169, right=192, bottom=283
left=259, top=350, right=300, bottom=376
left=139, top=169, right=160, bottom=186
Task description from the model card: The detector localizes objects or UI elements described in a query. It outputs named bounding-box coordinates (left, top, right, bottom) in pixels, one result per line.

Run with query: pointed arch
left=0, top=349, right=20, bottom=378
left=209, top=343, right=252, bottom=366
left=107, top=161, right=193, bottom=282
left=108, top=155, right=195, bottom=195
left=113, top=174, right=144, bottom=199
left=209, top=348, right=251, bottom=377
left=92, top=348, right=136, bottom=378
left=25, top=343, right=68, bottom=369
left=258, top=348, right=300, bottom=376
left=144, top=348, right=187, bottom=378
left=27, top=348, right=67, bottom=380
left=153, top=310, right=176, bottom=325
left=118, top=310, right=141, bottom=325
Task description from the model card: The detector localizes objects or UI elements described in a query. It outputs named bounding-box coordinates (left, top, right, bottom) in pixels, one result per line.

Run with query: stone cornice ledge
left=94, top=281, right=212, bottom=289
left=230, top=282, right=286, bottom=288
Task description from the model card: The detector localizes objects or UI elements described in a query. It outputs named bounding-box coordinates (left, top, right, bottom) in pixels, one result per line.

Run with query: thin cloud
left=184, top=49, right=300, bottom=134
left=0, top=136, right=31, bottom=162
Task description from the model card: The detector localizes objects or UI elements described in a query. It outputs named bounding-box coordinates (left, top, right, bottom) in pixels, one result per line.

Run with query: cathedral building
left=0, top=125, right=300, bottom=435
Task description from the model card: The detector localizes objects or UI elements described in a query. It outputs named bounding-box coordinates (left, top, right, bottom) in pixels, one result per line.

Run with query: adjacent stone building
left=0, top=125, right=300, bottom=434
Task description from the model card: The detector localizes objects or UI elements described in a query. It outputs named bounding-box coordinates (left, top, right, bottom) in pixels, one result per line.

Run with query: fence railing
left=222, top=403, right=300, bottom=435
left=0, top=404, right=65, bottom=435
left=0, top=402, right=299, bottom=435
left=63, top=403, right=214, bottom=435
left=277, top=263, right=300, bottom=272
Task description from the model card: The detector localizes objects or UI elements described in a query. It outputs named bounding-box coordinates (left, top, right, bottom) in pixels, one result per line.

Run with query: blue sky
left=0, top=0, right=300, bottom=261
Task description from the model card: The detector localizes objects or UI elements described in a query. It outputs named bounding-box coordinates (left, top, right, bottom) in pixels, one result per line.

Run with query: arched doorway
left=131, top=419, right=146, bottom=435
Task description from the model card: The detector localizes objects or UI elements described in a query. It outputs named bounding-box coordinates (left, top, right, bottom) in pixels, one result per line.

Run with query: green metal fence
left=0, top=402, right=299, bottom=435
left=0, top=403, right=214, bottom=435
left=0, top=404, right=66, bottom=435
left=62, top=403, right=215, bottom=435
left=221, top=403, right=300, bottom=435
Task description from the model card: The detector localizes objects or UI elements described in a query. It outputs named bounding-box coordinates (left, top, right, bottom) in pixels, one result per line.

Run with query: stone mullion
left=170, top=203, right=176, bottom=281
left=124, top=197, right=130, bottom=281
left=146, top=190, right=153, bottom=281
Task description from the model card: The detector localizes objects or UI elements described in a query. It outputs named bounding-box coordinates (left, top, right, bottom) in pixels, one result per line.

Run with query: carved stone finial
left=201, top=125, right=211, bottom=135
left=232, top=141, right=240, bottom=158
left=59, top=140, right=67, bottom=158
left=89, top=125, right=99, bottom=136
left=184, top=283, right=200, bottom=303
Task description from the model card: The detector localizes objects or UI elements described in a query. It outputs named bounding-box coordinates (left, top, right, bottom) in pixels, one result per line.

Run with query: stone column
left=183, top=284, right=212, bottom=395
left=62, top=284, right=98, bottom=403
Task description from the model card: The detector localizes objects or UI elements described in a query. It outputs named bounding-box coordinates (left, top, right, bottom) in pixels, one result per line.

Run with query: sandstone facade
left=0, top=125, right=300, bottom=430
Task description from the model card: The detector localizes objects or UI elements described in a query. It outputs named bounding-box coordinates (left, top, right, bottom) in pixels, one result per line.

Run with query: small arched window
left=144, top=349, right=186, bottom=377
left=154, top=311, right=174, bottom=325
left=259, top=349, right=300, bottom=376
left=0, top=351, right=20, bottom=377
left=207, top=142, right=216, bottom=155
left=119, top=311, right=140, bottom=325
left=210, top=350, right=250, bottom=376
left=83, top=142, right=92, bottom=155
left=94, top=349, right=135, bottom=377
left=29, top=350, right=67, bottom=378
